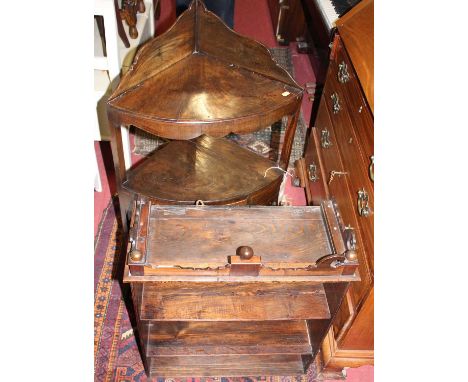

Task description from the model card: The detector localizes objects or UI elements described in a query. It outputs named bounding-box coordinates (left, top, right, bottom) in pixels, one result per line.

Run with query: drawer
left=330, top=38, right=374, bottom=165
left=332, top=128, right=374, bottom=272
left=312, top=100, right=344, bottom=187
left=309, top=104, right=373, bottom=300
left=340, top=86, right=374, bottom=167
left=323, top=77, right=374, bottom=272
left=330, top=39, right=361, bottom=104
left=327, top=175, right=372, bottom=305
left=301, top=103, right=330, bottom=204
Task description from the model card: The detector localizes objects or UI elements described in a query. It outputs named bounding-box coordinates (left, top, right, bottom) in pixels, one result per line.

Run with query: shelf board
left=146, top=320, right=312, bottom=356
left=123, top=135, right=283, bottom=204
left=140, top=282, right=331, bottom=321
left=147, top=354, right=306, bottom=377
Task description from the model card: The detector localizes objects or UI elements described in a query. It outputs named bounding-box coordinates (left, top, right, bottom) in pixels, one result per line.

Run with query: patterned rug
left=132, top=47, right=306, bottom=169
left=94, top=201, right=315, bottom=381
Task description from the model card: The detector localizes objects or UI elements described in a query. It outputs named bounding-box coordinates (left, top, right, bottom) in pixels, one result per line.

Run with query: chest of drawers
left=296, top=0, right=374, bottom=376
left=124, top=196, right=360, bottom=377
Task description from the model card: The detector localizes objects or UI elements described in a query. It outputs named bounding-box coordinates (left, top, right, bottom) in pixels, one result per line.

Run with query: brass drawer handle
left=331, top=92, right=341, bottom=114
left=308, top=163, right=318, bottom=182
left=357, top=188, right=371, bottom=217
left=321, top=129, right=332, bottom=148
left=337, top=61, right=350, bottom=83
left=369, top=155, right=374, bottom=182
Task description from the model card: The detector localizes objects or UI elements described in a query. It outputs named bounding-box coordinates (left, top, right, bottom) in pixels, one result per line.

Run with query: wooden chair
left=107, top=0, right=303, bottom=232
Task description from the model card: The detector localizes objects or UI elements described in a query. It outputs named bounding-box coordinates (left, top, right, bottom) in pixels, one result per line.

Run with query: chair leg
left=109, top=119, right=130, bottom=235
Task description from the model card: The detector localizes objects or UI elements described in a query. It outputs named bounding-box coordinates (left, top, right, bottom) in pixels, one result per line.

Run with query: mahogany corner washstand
left=107, top=0, right=359, bottom=377
left=107, top=0, right=303, bottom=234
left=125, top=196, right=359, bottom=377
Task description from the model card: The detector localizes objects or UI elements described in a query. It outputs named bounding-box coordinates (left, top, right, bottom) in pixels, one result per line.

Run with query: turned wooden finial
left=236, top=246, right=254, bottom=260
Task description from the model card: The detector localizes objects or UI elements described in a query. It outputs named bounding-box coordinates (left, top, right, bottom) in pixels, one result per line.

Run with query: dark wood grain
left=305, top=129, right=328, bottom=202
left=108, top=0, right=303, bottom=139
left=339, top=287, right=374, bottom=350
left=110, top=2, right=362, bottom=377
left=300, top=2, right=374, bottom=371
left=335, top=0, right=374, bottom=112
left=147, top=354, right=306, bottom=377
left=145, top=320, right=312, bottom=356
left=308, top=99, right=372, bottom=308
left=144, top=203, right=333, bottom=268
left=324, top=54, right=374, bottom=273
left=122, top=135, right=283, bottom=205
left=108, top=0, right=304, bottom=241
left=331, top=36, right=374, bottom=170
left=268, top=0, right=306, bottom=45
left=124, top=195, right=358, bottom=376
left=139, top=282, right=331, bottom=320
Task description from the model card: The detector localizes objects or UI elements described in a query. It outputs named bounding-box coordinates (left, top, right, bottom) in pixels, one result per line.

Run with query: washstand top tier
left=107, top=0, right=303, bottom=140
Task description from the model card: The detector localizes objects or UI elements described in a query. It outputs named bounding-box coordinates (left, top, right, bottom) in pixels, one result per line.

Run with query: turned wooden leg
left=108, top=115, right=130, bottom=235
left=279, top=105, right=301, bottom=171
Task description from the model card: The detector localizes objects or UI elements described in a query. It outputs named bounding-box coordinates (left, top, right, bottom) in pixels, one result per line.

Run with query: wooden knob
left=237, top=246, right=254, bottom=260
left=129, top=249, right=143, bottom=262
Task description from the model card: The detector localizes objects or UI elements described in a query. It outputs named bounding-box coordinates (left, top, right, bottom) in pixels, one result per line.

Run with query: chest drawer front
left=330, top=39, right=360, bottom=99
left=312, top=99, right=345, bottom=186
left=339, top=82, right=374, bottom=165
left=331, top=39, right=374, bottom=163
left=327, top=179, right=372, bottom=305
left=302, top=127, right=328, bottom=204
left=310, top=104, right=372, bottom=300
left=323, top=76, right=374, bottom=271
